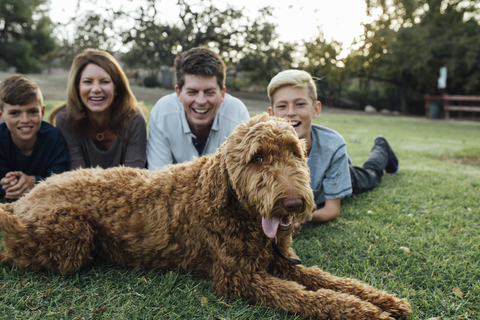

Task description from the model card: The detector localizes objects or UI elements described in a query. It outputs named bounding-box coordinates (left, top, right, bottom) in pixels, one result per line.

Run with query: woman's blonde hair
left=267, top=70, right=318, bottom=105
left=50, top=49, right=145, bottom=139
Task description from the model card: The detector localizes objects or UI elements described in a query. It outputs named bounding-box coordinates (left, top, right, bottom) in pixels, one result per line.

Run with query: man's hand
left=1, top=171, right=36, bottom=199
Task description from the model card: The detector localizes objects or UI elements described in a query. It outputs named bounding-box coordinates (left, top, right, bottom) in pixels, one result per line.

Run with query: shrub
left=143, top=75, right=161, bottom=88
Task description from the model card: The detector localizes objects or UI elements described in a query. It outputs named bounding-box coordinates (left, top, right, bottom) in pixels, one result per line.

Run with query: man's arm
left=147, top=107, right=174, bottom=171
left=238, top=101, right=250, bottom=121
left=223, top=93, right=250, bottom=122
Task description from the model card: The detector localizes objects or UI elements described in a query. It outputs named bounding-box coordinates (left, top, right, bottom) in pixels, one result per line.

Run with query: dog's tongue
left=262, top=216, right=280, bottom=239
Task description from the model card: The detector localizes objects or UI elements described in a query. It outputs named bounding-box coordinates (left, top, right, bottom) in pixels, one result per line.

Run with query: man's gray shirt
left=147, top=93, right=250, bottom=171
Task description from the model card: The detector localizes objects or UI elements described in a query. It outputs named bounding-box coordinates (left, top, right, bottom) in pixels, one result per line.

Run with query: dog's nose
left=282, top=198, right=303, bottom=212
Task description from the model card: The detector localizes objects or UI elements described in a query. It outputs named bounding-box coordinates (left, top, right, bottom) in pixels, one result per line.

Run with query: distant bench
left=425, top=95, right=480, bottom=119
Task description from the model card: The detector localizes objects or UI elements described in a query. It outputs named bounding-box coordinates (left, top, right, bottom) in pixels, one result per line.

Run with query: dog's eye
left=253, top=157, right=263, bottom=164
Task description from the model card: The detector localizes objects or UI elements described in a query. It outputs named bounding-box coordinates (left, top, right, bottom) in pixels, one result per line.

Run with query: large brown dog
left=0, top=114, right=411, bottom=319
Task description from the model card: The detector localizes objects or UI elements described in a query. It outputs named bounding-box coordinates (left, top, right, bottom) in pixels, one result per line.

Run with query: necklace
left=95, top=128, right=108, bottom=141
left=96, top=132, right=106, bottom=141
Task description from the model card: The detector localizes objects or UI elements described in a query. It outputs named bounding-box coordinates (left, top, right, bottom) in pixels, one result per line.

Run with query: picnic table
left=425, top=95, right=480, bottom=119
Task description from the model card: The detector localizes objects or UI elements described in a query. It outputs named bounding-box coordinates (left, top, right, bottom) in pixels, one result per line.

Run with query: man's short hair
left=0, top=75, right=43, bottom=111
left=174, top=48, right=226, bottom=90
left=268, top=70, right=317, bottom=105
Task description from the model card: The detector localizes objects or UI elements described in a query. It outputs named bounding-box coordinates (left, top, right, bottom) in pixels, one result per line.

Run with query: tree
left=235, top=7, right=295, bottom=85
left=55, top=0, right=293, bottom=88
left=54, top=11, right=119, bottom=69
left=298, top=33, right=346, bottom=105
left=349, top=0, right=480, bottom=114
left=120, top=0, right=280, bottom=75
left=237, top=42, right=295, bottom=85
left=0, top=0, right=56, bottom=73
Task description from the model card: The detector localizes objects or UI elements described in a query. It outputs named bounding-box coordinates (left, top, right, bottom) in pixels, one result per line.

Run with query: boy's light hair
left=268, top=70, right=317, bottom=105
left=0, top=75, right=43, bottom=111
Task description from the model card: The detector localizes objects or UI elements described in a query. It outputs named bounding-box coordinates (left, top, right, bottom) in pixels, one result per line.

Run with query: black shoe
left=374, top=135, right=399, bottom=173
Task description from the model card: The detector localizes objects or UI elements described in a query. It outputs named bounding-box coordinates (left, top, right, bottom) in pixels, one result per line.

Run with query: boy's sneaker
left=374, top=135, right=399, bottom=173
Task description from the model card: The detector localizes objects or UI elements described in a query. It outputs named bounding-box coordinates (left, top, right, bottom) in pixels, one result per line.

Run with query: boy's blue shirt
left=307, top=124, right=352, bottom=205
left=0, top=121, right=69, bottom=197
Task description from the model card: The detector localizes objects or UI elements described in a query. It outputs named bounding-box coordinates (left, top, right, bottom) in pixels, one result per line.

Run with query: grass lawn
left=1, top=106, right=479, bottom=319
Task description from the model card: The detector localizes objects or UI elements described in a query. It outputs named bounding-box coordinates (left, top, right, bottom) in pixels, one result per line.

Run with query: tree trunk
left=399, top=75, right=409, bottom=114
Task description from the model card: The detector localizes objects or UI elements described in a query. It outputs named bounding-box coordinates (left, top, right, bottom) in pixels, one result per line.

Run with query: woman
left=50, top=49, right=147, bottom=169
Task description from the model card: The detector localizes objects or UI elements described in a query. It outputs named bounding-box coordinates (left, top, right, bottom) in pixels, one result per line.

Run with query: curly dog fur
left=0, top=114, right=411, bottom=319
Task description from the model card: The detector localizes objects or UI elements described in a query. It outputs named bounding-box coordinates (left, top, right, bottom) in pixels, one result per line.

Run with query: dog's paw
left=378, top=311, right=395, bottom=320
left=389, top=298, right=412, bottom=318
left=384, top=298, right=412, bottom=318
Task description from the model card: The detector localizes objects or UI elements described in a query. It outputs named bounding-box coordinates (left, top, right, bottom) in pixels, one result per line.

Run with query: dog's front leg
left=212, top=266, right=395, bottom=320
left=269, top=253, right=411, bottom=319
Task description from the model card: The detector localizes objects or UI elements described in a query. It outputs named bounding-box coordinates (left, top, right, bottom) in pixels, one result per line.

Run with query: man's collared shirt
left=147, top=92, right=250, bottom=171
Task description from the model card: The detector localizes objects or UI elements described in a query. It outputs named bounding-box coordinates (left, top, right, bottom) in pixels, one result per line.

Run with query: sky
left=48, top=0, right=372, bottom=55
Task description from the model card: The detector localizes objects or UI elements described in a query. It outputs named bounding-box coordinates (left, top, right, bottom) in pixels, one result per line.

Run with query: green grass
left=1, top=109, right=480, bottom=319
left=44, top=100, right=63, bottom=118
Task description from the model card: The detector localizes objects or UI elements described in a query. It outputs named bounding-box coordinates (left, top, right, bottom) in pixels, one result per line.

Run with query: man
left=147, top=48, right=250, bottom=170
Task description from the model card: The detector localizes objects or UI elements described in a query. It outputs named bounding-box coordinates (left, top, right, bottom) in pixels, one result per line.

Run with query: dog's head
left=220, top=113, right=315, bottom=239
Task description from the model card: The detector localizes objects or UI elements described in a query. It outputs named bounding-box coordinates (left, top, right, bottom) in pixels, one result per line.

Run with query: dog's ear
left=199, top=153, right=230, bottom=211
left=299, top=138, right=308, bottom=158
left=245, top=113, right=271, bottom=126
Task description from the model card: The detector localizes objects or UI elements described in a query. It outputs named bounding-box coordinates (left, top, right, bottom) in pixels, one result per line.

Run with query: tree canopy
left=119, top=1, right=294, bottom=80
left=348, top=0, right=480, bottom=113
left=1, top=0, right=479, bottom=114
left=0, top=0, right=56, bottom=73
left=120, top=0, right=258, bottom=73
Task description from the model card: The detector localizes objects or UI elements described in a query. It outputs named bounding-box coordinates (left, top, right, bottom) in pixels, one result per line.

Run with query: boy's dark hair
left=174, top=48, right=226, bottom=90
left=0, top=75, right=43, bottom=111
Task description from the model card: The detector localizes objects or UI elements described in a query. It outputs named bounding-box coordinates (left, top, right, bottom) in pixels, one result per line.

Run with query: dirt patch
left=440, top=156, right=480, bottom=167
left=438, top=147, right=480, bottom=167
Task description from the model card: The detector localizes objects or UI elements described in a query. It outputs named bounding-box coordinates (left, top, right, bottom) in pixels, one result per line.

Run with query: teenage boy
left=147, top=47, right=250, bottom=170
left=267, top=70, right=398, bottom=228
left=0, top=75, right=69, bottom=199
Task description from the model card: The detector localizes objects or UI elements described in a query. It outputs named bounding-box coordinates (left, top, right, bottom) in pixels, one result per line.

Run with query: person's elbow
left=332, top=206, right=341, bottom=219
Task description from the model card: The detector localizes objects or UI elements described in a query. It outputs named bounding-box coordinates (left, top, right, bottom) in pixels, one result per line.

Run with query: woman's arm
left=55, top=113, right=87, bottom=170
left=123, top=111, right=148, bottom=168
